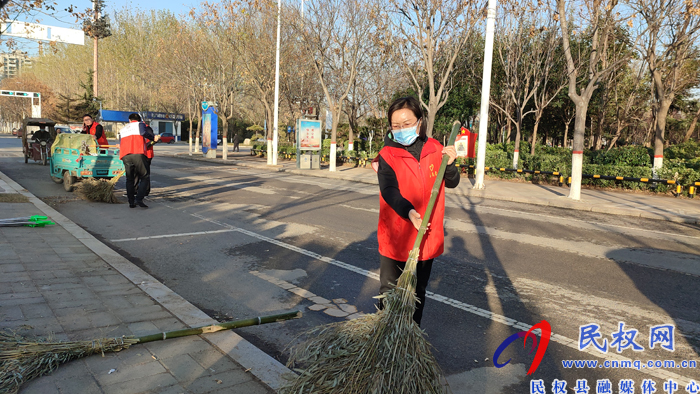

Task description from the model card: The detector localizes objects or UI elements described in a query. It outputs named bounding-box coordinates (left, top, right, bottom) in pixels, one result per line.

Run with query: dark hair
left=83, top=114, right=93, bottom=119
left=128, top=113, right=142, bottom=122
left=387, top=96, right=427, bottom=138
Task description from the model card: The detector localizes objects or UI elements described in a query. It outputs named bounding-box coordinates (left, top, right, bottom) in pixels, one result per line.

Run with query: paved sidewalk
left=160, top=149, right=700, bottom=225
left=0, top=174, right=289, bottom=394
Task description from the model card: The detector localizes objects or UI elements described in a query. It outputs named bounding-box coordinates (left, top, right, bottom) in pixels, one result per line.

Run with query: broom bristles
left=281, top=265, right=448, bottom=394
left=0, top=332, right=137, bottom=394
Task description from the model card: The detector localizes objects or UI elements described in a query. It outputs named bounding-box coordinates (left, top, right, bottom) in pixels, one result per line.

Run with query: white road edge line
left=111, top=229, right=236, bottom=242
left=189, top=211, right=695, bottom=386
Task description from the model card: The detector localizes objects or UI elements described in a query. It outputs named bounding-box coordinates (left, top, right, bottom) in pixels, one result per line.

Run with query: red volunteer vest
left=89, top=122, right=109, bottom=146
left=118, top=122, right=146, bottom=159
left=145, top=143, right=154, bottom=159
left=374, top=138, right=446, bottom=261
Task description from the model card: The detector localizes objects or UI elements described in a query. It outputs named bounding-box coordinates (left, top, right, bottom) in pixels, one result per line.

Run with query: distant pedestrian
left=82, top=114, right=109, bottom=147
left=372, top=96, right=459, bottom=326
left=233, top=133, right=240, bottom=152
left=118, top=113, right=159, bottom=208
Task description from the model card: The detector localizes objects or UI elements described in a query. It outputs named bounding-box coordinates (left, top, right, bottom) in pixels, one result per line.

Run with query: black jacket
left=376, top=134, right=460, bottom=219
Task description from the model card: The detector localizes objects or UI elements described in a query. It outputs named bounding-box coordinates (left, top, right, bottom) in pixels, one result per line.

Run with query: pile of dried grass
left=280, top=121, right=461, bottom=394
left=74, top=171, right=124, bottom=203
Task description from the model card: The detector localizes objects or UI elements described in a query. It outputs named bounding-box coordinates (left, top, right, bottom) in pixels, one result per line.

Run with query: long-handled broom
left=281, top=121, right=462, bottom=394
left=0, top=310, right=302, bottom=394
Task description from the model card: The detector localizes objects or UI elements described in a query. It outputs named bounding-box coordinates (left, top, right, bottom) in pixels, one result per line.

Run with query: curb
left=161, top=153, right=700, bottom=225
left=0, top=170, right=293, bottom=392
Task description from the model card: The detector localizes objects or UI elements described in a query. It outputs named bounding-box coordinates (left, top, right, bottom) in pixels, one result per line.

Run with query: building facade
left=0, top=50, right=32, bottom=80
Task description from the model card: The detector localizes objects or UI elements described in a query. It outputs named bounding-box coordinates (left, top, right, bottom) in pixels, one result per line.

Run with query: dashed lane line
left=110, top=229, right=236, bottom=242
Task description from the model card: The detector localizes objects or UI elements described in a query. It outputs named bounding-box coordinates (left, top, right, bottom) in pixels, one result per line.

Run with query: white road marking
left=186, top=211, right=695, bottom=386
left=111, top=229, right=236, bottom=242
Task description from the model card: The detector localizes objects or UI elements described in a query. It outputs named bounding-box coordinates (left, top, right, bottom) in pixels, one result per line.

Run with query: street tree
left=292, top=0, right=377, bottom=171
left=492, top=2, right=558, bottom=167
left=387, top=0, right=481, bottom=137
left=629, top=0, right=700, bottom=169
left=556, top=0, right=631, bottom=200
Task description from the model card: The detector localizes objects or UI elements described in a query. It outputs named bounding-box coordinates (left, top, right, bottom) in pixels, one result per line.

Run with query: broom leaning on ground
left=0, top=310, right=301, bottom=394
left=74, top=170, right=125, bottom=203
left=281, top=121, right=462, bottom=394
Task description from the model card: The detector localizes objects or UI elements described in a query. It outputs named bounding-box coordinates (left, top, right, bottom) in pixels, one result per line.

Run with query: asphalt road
left=2, top=135, right=700, bottom=393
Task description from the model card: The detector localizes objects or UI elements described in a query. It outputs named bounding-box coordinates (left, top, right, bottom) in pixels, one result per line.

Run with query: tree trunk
left=194, top=106, right=201, bottom=153
left=221, top=115, right=228, bottom=161
left=653, top=99, right=672, bottom=170
left=425, top=101, right=438, bottom=138
left=530, top=115, right=542, bottom=156
left=348, top=122, right=354, bottom=152
left=568, top=101, right=588, bottom=200
left=188, top=98, right=194, bottom=156
left=512, top=109, right=522, bottom=168
left=682, top=105, right=700, bottom=142
left=264, top=102, right=274, bottom=165
left=329, top=105, right=340, bottom=172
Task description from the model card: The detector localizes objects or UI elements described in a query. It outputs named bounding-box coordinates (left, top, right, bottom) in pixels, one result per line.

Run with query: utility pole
left=93, top=0, right=99, bottom=97
left=473, top=0, right=497, bottom=190
left=84, top=0, right=110, bottom=99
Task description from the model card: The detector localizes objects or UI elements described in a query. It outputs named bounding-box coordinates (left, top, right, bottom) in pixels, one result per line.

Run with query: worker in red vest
left=372, top=96, right=459, bottom=326
left=82, top=114, right=109, bottom=146
left=118, top=113, right=159, bottom=208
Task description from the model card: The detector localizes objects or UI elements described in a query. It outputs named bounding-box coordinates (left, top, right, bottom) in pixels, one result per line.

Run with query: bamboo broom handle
left=410, top=121, right=462, bottom=254
left=135, top=311, right=302, bottom=344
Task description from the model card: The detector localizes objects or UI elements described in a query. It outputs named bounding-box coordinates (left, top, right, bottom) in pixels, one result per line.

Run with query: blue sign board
left=100, top=110, right=185, bottom=123
left=201, top=106, right=218, bottom=153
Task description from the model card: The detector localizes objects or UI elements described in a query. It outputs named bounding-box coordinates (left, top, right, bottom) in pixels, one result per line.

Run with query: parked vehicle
left=159, top=132, right=176, bottom=144
left=49, top=133, right=125, bottom=192
left=21, top=118, right=57, bottom=166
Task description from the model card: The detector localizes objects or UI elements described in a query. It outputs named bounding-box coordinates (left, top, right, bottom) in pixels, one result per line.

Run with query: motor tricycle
left=21, top=118, right=57, bottom=166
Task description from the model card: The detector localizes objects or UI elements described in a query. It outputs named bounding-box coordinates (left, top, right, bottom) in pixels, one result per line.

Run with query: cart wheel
left=24, top=154, right=28, bottom=164
left=63, top=171, right=76, bottom=192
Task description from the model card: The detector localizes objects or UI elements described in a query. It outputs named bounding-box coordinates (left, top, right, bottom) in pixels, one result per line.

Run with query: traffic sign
left=1, top=90, right=38, bottom=97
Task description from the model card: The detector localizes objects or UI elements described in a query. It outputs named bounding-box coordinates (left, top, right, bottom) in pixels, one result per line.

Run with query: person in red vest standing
left=372, top=96, right=459, bottom=326
left=118, top=113, right=159, bottom=208
left=82, top=114, right=109, bottom=147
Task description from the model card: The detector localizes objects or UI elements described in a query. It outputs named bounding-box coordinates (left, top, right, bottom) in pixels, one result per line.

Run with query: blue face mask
left=391, top=121, right=420, bottom=146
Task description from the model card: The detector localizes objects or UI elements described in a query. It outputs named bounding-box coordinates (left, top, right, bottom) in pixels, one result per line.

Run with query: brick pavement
left=0, top=175, right=282, bottom=394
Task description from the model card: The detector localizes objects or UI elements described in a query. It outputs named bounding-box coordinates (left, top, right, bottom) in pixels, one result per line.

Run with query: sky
left=4, top=0, right=199, bottom=54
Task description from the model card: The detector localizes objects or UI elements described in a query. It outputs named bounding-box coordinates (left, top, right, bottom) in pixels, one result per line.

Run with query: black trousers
left=122, top=154, right=149, bottom=204
left=144, top=157, right=152, bottom=196
left=233, top=142, right=239, bottom=152
left=378, top=255, right=434, bottom=326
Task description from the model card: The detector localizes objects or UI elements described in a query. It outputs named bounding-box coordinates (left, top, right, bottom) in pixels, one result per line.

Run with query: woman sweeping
left=373, top=96, right=459, bottom=326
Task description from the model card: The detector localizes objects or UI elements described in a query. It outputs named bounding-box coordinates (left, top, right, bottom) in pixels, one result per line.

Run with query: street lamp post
left=271, top=0, right=282, bottom=166
left=473, top=0, right=497, bottom=190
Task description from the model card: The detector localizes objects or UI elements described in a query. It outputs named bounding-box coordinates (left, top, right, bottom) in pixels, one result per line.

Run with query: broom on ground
left=281, top=121, right=462, bottom=394
left=74, top=170, right=125, bottom=203
left=1, top=310, right=301, bottom=394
